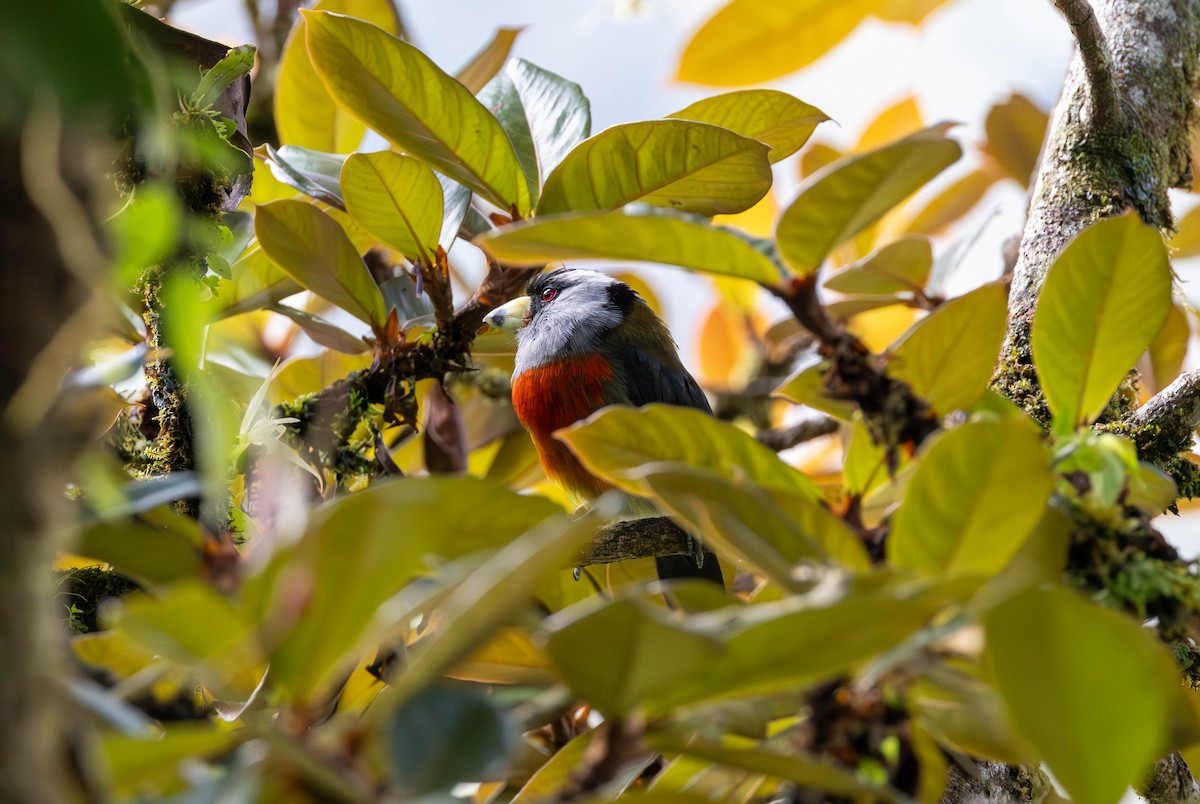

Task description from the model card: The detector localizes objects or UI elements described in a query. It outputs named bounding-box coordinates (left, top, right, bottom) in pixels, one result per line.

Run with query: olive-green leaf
left=645, top=575, right=974, bottom=713
left=647, top=733, right=900, bottom=801
left=558, top=404, right=822, bottom=502
left=266, top=476, right=561, bottom=700
left=635, top=464, right=871, bottom=581
left=476, top=210, right=781, bottom=283
left=1032, top=213, right=1173, bottom=431
left=776, top=125, right=961, bottom=276
left=479, top=58, right=591, bottom=200
left=341, top=151, right=443, bottom=264
left=986, top=588, right=1179, bottom=804
left=888, top=283, right=1007, bottom=415
left=304, top=10, right=530, bottom=214
left=824, top=236, right=932, bottom=295
left=537, top=120, right=772, bottom=216
left=668, top=89, right=829, bottom=163
left=887, top=418, right=1055, bottom=576
left=253, top=198, right=387, bottom=327
left=545, top=597, right=725, bottom=716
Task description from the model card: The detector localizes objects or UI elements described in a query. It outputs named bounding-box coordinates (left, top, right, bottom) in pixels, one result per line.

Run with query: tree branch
left=757, top=416, right=839, bottom=452
left=1130, top=368, right=1200, bottom=454
left=579, top=517, right=693, bottom=567
left=1051, top=0, right=1122, bottom=131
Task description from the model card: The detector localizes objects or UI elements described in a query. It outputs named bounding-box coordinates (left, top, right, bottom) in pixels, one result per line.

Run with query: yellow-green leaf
left=275, top=0, right=398, bottom=152
left=986, top=588, right=1180, bottom=804
left=637, top=464, right=871, bottom=581
left=1148, top=302, right=1190, bottom=391
left=824, top=236, right=932, bottom=295
left=341, top=151, right=443, bottom=264
left=212, top=243, right=302, bottom=318
left=267, top=476, right=561, bottom=700
left=476, top=211, right=781, bottom=283
left=254, top=198, right=387, bottom=327
left=536, top=120, right=772, bottom=217
left=902, top=168, right=994, bottom=236
left=668, top=90, right=829, bottom=163
left=1032, top=213, right=1172, bottom=430
left=888, top=283, right=1008, bottom=415
left=774, top=360, right=858, bottom=421
left=558, top=404, right=822, bottom=502
left=545, top=597, right=725, bottom=716
left=104, top=725, right=244, bottom=795
left=888, top=418, right=1055, bottom=576
left=304, top=10, right=530, bottom=214
left=1171, top=203, right=1200, bottom=258
left=677, top=0, right=877, bottom=87
left=776, top=125, right=961, bottom=276
left=981, top=94, right=1048, bottom=188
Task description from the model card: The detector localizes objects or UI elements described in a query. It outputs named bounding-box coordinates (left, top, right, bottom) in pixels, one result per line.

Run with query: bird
left=484, top=267, right=724, bottom=586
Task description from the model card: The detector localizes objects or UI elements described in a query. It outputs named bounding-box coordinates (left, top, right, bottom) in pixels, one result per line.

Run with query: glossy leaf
left=341, top=151, right=443, bottom=264
left=545, top=597, right=725, bottom=716
left=436, top=172, right=473, bottom=248
left=668, top=89, right=828, bottom=163
left=823, top=236, right=932, bottom=295
left=254, top=199, right=387, bottom=327
left=537, top=120, right=772, bottom=216
left=266, top=477, right=561, bottom=700
left=512, top=729, right=597, bottom=801
left=262, top=144, right=346, bottom=208
left=274, top=0, right=397, bottom=152
left=386, top=684, right=515, bottom=795
left=982, top=93, right=1047, bottom=188
left=987, top=588, right=1180, bottom=804
left=476, top=210, right=781, bottom=283
left=888, top=418, right=1055, bottom=576
left=777, top=125, right=961, bottom=275
left=559, top=404, right=823, bottom=502
left=454, top=26, right=523, bottom=93
left=304, top=10, right=531, bottom=213
left=478, top=58, right=591, bottom=198
left=269, top=303, right=368, bottom=354
left=1032, top=213, right=1172, bottom=430
left=888, top=283, right=1008, bottom=415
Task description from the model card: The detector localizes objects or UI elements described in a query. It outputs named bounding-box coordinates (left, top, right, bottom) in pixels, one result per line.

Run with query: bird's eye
left=540, top=287, right=557, bottom=302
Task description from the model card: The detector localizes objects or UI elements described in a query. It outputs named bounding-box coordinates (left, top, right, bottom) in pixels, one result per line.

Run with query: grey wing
left=610, top=347, right=712, bottom=414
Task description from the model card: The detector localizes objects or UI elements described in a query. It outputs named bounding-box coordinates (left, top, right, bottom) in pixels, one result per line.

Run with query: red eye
left=540, top=287, right=557, bottom=302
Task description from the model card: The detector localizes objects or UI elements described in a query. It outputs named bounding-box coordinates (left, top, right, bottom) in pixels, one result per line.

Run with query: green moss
left=55, top=567, right=139, bottom=634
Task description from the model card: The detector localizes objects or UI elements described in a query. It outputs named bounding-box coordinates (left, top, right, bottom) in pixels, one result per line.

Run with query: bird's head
left=484, top=268, right=646, bottom=375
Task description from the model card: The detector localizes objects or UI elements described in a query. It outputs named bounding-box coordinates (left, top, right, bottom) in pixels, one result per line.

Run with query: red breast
left=511, top=353, right=618, bottom=502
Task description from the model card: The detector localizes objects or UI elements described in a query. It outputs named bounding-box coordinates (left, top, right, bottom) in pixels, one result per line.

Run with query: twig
left=757, top=417, right=839, bottom=451
left=1051, top=0, right=1123, bottom=130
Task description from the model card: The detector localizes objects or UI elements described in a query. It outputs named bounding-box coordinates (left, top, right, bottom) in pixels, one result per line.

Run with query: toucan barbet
left=485, top=267, right=724, bottom=586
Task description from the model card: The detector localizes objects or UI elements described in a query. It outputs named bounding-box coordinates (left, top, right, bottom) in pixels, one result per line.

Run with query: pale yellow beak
left=484, top=295, right=532, bottom=333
